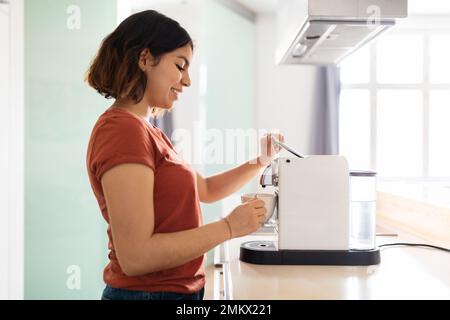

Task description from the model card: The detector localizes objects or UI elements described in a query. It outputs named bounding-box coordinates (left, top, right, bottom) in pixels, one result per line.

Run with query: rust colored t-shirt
left=86, top=107, right=205, bottom=294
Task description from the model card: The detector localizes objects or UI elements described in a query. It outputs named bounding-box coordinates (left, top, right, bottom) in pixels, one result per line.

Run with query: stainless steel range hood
left=276, top=0, right=408, bottom=65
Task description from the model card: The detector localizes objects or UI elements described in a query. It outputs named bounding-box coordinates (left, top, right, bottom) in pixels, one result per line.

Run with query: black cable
left=378, top=242, right=450, bottom=253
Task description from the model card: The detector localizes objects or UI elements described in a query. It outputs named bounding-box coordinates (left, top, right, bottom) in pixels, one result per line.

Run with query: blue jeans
left=101, top=285, right=205, bottom=300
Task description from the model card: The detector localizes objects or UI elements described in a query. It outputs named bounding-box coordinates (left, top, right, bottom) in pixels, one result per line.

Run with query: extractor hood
left=276, top=0, right=408, bottom=65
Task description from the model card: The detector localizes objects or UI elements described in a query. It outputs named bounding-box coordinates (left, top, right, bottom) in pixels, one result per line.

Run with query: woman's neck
left=111, top=99, right=152, bottom=121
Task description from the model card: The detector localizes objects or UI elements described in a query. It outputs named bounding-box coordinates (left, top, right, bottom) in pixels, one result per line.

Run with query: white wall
left=0, top=2, right=10, bottom=300
left=255, top=13, right=324, bottom=156
left=0, top=0, right=24, bottom=300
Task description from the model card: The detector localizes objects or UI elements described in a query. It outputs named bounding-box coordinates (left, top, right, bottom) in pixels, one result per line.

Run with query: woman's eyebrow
left=177, top=55, right=190, bottom=67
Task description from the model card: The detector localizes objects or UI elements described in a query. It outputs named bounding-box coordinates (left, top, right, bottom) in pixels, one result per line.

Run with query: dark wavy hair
left=86, top=10, right=193, bottom=104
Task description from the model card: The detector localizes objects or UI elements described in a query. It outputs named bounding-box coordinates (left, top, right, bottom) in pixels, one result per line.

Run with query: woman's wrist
left=222, top=217, right=233, bottom=240
left=257, top=155, right=272, bottom=168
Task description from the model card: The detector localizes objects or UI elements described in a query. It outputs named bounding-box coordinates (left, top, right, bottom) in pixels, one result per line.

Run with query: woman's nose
left=182, top=72, right=191, bottom=87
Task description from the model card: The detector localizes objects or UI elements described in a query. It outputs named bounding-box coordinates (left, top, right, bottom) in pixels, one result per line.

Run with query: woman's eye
left=176, top=64, right=185, bottom=71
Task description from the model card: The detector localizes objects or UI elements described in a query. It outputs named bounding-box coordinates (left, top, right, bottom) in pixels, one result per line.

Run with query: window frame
left=340, top=15, right=450, bottom=183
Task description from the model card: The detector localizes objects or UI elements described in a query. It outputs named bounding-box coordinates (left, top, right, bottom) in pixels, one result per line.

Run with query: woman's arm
left=197, top=133, right=284, bottom=203
left=197, top=157, right=265, bottom=204
left=101, top=163, right=265, bottom=277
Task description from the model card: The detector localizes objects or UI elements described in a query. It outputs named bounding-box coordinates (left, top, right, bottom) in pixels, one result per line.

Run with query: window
left=339, top=18, right=450, bottom=181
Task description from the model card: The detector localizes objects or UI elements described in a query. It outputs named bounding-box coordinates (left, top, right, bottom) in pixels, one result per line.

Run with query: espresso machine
left=240, top=153, right=381, bottom=266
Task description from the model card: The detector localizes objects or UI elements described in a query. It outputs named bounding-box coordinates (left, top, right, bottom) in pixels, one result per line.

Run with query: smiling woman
left=86, top=10, right=193, bottom=118
left=85, top=9, right=276, bottom=301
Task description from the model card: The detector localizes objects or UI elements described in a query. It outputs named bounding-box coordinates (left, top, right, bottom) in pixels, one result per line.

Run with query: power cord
left=378, top=242, right=450, bottom=253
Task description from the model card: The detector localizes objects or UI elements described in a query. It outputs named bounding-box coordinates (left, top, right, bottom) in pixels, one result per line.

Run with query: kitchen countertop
left=206, top=223, right=450, bottom=300
left=378, top=181, right=450, bottom=209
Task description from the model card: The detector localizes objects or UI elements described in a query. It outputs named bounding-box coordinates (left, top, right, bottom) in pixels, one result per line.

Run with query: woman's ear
left=138, top=48, right=153, bottom=71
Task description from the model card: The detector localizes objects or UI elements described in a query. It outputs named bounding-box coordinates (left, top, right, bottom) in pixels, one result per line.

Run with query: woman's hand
left=258, top=133, right=285, bottom=166
left=225, top=199, right=267, bottom=238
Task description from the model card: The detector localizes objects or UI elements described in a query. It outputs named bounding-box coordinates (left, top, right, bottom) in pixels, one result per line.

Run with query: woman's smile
left=170, top=87, right=182, bottom=100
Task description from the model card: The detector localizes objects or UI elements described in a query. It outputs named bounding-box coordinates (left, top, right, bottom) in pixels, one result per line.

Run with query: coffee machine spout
left=260, top=164, right=278, bottom=188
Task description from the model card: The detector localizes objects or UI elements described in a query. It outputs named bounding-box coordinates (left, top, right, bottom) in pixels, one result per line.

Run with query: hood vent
left=276, top=0, right=408, bottom=65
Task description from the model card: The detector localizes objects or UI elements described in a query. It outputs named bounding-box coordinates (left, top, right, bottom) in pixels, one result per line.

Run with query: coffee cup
left=241, top=193, right=277, bottom=223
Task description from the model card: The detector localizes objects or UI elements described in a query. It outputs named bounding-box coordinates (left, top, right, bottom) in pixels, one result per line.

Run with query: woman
left=85, top=10, right=283, bottom=300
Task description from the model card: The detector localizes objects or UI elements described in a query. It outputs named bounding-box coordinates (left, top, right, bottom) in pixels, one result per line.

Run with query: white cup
left=241, top=193, right=277, bottom=223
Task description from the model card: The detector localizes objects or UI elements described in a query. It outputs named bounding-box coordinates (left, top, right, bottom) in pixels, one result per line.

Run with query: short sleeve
left=91, top=116, right=156, bottom=181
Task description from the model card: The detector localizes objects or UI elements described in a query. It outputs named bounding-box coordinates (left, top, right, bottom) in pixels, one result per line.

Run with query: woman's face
left=140, top=44, right=192, bottom=109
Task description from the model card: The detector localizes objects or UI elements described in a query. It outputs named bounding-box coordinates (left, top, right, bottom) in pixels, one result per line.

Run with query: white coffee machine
left=240, top=155, right=380, bottom=266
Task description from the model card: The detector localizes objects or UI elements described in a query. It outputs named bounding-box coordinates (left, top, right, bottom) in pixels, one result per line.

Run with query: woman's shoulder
left=94, top=107, right=153, bottom=135
left=88, top=109, right=155, bottom=154
left=89, top=107, right=172, bottom=154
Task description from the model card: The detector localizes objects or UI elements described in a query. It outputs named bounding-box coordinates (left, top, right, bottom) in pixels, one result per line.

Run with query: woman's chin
left=164, top=101, right=175, bottom=109
left=160, top=104, right=173, bottom=110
